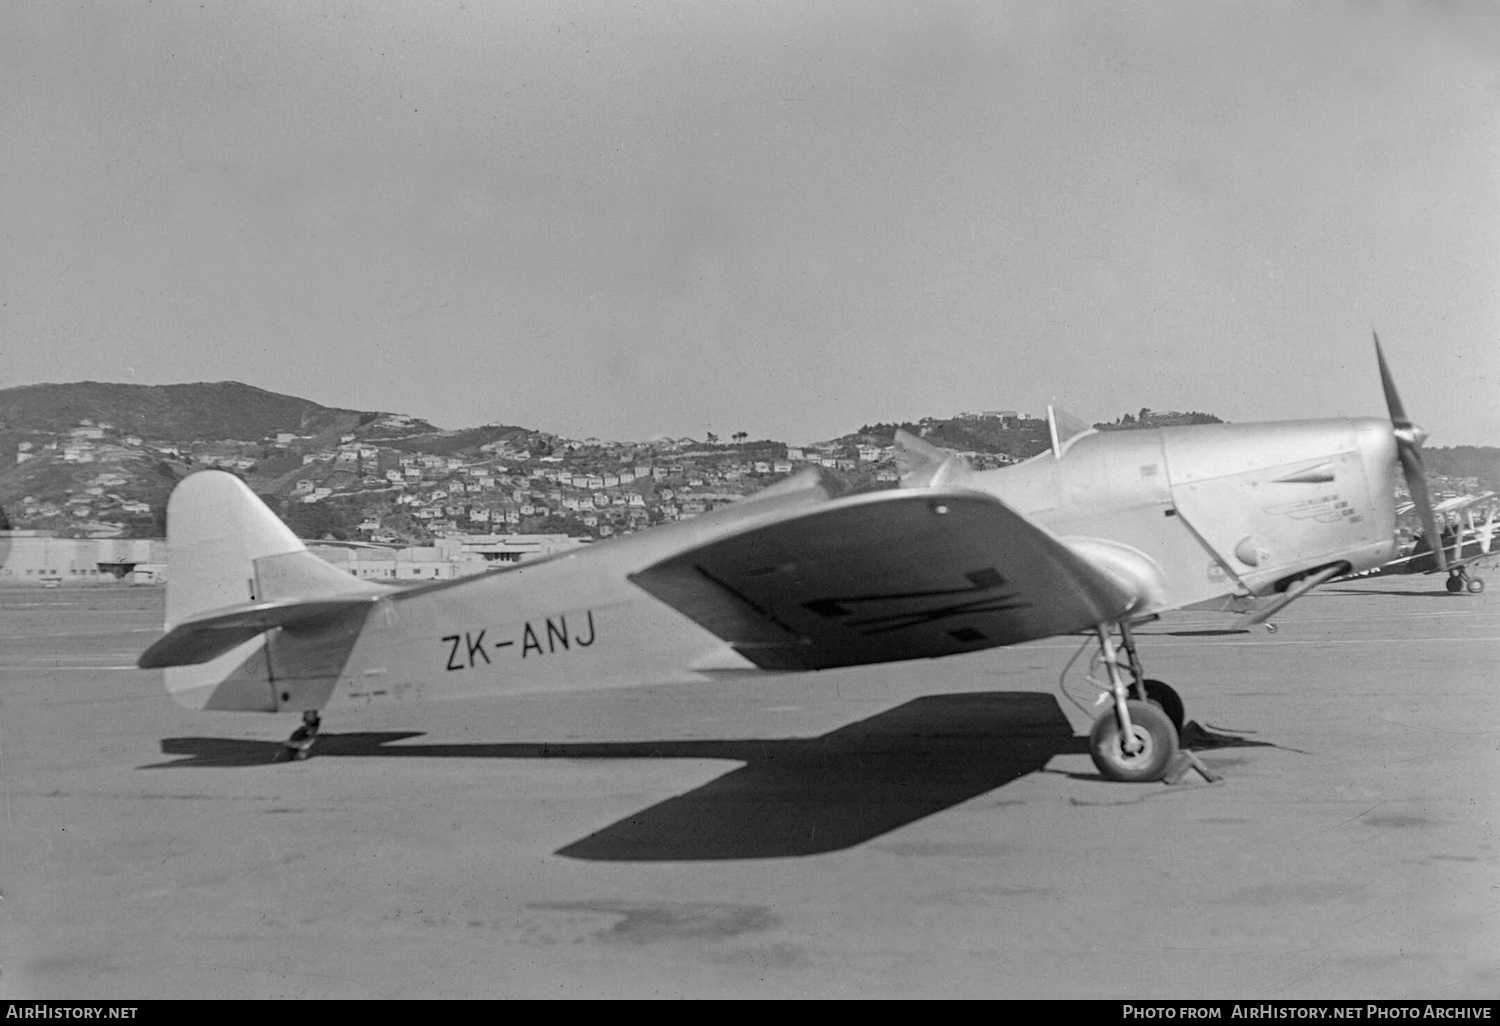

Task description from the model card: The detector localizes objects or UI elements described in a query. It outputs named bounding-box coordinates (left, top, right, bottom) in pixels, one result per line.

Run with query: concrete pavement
left=1, top=574, right=1496, bottom=998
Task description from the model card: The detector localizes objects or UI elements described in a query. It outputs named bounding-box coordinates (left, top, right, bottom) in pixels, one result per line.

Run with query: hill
left=0, top=381, right=409, bottom=442
left=1425, top=446, right=1500, bottom=494
left=0, top=382, right=441, bottom=539
left=0, top=379, right=1491, bottom=543
left=848, top=409, right=1225, bottom=461
left=849, top=418, right=1053, bottom=459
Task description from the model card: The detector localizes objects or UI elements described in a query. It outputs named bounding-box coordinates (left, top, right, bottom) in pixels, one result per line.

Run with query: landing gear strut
left=1104, top=620, right=1186, bottom=732
left=1085, top=624, right=1180, bottom=783
left=284, top=711, right=321, bottom=761
left=1446, top=567, right=1484, bottom=594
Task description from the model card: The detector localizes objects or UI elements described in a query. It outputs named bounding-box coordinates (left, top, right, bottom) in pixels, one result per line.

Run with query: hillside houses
left=4, top=414, right=870, bottom=542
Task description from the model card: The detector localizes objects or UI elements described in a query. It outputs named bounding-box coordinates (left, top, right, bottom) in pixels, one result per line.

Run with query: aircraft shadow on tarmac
left=145, top=691, right=1276, bottom=861
left=1124, top=624, right=1253, bottom=637
left=1323, top=587, right=1461, bottom=598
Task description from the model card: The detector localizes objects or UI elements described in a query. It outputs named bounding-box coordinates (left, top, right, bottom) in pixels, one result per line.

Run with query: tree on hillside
left=856, top=422, right=923, bottom=442
left=277, top=498, right=352, bottom=540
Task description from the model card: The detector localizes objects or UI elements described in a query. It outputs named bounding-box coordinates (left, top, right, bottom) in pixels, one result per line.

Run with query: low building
left=0, top=533, right=167, bottom=585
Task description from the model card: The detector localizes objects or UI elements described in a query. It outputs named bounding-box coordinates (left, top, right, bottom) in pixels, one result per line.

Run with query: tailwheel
left=1089, top=700, right=1178, bottom=783
left=283, top=711, right=321, bottom=761
left=1141, top=679, right=1186, bottom=735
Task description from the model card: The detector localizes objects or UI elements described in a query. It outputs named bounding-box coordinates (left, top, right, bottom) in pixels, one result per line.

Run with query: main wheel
left=1141, top=679, right=1185, bottom=734
left=1446, top=575, right=1464, bottom=593
left=1089, top=700, right=1178, bottom=783
left=1467, top=576, right=1485, bottom=594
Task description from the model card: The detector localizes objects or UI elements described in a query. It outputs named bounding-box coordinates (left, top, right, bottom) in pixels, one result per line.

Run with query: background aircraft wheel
left=1089, top=700, right=1178, bottom=783
left=1446, top=576, right=1464, bottom=593
left=1141, top=679, right=1185, bottom=734
left=1467, top=577, right=1485, bottom=594
left=1265, top=622, right=1278, bottom=633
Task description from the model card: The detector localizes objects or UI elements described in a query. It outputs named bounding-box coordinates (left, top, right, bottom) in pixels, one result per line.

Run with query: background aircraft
left=138, top=339, right=1439, bottom=784
left=1358, top=503, right=1495, bottom=593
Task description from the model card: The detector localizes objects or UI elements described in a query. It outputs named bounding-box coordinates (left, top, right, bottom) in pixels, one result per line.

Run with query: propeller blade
left=1374, top=332, right=1411, bottom=431
left=1397, top=434, right=1448, bottom=573
left=1375, top=333, right=1446, bottom=573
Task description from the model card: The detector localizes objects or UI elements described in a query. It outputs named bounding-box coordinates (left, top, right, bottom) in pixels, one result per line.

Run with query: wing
left=1432, top=491, right=1494, bottom=515
left=628, top=488, right=1135, bottom=670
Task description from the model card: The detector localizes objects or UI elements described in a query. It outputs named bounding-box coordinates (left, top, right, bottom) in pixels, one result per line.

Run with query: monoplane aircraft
left=138, top=338, right=1441, bottom=783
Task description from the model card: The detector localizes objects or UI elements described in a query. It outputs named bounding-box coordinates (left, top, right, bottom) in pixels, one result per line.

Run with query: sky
left=2, top=1, right=1497, bottom=446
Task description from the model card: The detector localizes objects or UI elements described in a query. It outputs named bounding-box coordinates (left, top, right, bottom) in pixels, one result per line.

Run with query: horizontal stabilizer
left=1047, top=405, right=1096, bottom=459
left=893, top=429, right=970, bottom=488
left=740, top=464, right=842, bottom=503
left=629, top=488, right=1136, bottom=670
left=139, top=596, right=382, bottom=668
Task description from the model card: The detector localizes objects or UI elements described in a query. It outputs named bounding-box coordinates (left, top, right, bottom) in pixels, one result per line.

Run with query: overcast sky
left=3, top=1, right=1497, bottom=445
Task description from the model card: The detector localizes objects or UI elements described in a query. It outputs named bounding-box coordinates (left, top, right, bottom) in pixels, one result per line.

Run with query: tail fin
left=164, top=471, right=376, bottom=627
left=146, top=471, right=384, bottom=711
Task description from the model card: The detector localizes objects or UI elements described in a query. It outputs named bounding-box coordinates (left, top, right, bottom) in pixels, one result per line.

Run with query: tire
left=1446, top=576, right=1464, bottom=593
left=1467, top=577, right=1485, bottom=594
left=1142, top=679, right=1185, bottom=734
left=1089, top=700, right=1178, bottom=783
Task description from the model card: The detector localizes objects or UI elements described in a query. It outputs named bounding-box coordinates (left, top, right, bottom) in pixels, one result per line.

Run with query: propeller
left=1374, top=333, right=1447, bottom=572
